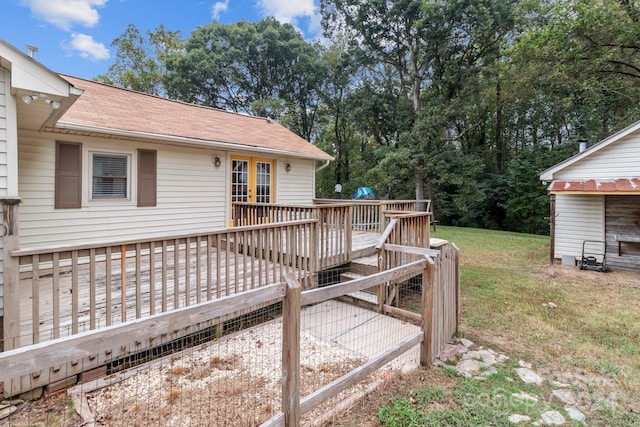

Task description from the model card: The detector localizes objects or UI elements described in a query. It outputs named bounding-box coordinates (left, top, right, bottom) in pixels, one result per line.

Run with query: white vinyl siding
left=555, top=194, right=604, bottom=259
left=18, top=133, right=229, bottom=248
left=0, top=68, right=7, bottom=316
left=555, top=133, right=640, bottom=180
left=275, top=158, right=315, bottom=205
left=0, top=68, right=7, bottom=197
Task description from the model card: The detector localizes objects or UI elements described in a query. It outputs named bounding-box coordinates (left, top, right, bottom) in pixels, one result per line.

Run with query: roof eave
left=54, top=122, right=335, bottom=161
left=540, top=121, right=640, bottom=181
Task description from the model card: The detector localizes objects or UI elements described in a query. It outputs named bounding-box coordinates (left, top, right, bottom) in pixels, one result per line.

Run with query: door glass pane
left=255, top=161, right=271, bottom=204
left=232, top=160, right=249, bottom=203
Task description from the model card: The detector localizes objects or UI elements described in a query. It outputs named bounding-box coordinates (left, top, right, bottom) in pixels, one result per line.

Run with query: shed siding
left=555, top=133, right=640, bottom=180
left=18, top=133, right=230, bottom=248
left=276, top=158, right=315, bottom=205
left=554, top=194, right=604, bottom=260
left=605, top=195, right=640, bottom=271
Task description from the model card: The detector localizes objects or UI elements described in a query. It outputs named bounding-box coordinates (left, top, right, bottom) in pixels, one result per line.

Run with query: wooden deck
left=1, top=202, right=446, bottom=398
left=15, top=229, right=382, bottom=347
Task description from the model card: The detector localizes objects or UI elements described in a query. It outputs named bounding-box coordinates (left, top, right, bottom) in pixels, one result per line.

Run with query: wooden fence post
left=2, top=198, right=21, bottom=351
left=452, top=243, right=461, bottom=335
left=282, top=273, right=301, bottom=426
left=420, top=256, right=435, bottom=367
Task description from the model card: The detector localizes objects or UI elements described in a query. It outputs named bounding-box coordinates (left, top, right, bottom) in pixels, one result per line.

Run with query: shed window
left=91, top=154, right=129, bottom=199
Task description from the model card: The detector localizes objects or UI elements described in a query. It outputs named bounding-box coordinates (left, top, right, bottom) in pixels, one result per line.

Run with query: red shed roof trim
left=549, top=179, right=640, bottom=193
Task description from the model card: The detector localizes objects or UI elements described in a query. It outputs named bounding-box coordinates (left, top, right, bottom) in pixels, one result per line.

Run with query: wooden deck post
left=420, top=256, right=435, bottom=367
left=2, top=198, right=21, bottom=351
left=346, top=205, right=353, bottom=261
left=282, top=273, right=301, bottom=426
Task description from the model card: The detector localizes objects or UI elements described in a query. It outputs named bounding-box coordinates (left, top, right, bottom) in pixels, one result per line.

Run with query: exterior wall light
left=284, top=161, right=291, bottom=172
left=213, top=156, right=222, bottom=167
left=21, top=93, right=60, bottom=109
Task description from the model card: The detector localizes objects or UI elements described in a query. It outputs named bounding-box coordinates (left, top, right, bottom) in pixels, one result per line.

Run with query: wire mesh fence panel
left=298, top=300, right=422, bottom=422
left=1, top=308, right=282, bottom=426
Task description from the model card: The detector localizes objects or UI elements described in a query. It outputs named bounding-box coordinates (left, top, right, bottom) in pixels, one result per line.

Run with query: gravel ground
left=85, top=318, right=369, bottom=426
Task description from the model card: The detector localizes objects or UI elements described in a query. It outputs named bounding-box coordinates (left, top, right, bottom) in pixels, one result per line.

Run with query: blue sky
left=1, top=0, right=322, bottom=80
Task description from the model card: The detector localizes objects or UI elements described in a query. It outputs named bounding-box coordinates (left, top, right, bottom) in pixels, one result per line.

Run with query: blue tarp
left=353, top=187, right=375, bottom=200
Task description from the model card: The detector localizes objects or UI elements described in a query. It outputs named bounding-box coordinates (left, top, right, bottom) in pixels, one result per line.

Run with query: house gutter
left=52, top=122, right=334, bottom=162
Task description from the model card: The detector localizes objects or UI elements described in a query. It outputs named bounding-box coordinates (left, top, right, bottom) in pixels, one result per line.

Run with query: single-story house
left=540, top=121, right=640, bottom=272
left=0, top=39, right=332, bottom=328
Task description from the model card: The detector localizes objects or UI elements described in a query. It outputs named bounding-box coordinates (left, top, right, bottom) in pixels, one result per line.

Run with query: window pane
left=255, top=161, right=271, bottom=204
left=93, top=154, right=128, bottom=198
left=232, top=160, right=249, bottom=203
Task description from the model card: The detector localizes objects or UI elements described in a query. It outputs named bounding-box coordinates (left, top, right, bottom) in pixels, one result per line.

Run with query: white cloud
left=257, top=0, right=315, bottom=24
left=257, top=0, right=323, bottom=38
left=69, top=33, right=110, bottom=60
left=23, top=0, right=107, bottom=31
left=211, top=0, right=229, bottom=20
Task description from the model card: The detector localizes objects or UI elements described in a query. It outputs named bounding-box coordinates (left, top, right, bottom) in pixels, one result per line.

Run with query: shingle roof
left=57, top=75, right=333, bottom=161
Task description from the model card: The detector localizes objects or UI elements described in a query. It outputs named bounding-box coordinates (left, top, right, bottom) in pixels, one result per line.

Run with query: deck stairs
left=340, top=254, right=380, bottom=305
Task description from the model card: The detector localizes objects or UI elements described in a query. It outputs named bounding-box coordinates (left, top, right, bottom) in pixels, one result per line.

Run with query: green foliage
left=164, top=18, right=326, bottom=139
left=414, top=387, right=446, bottom=406
left=377, top=397, right=423, bottom=426
left=96, top=24, right=183, bottom=96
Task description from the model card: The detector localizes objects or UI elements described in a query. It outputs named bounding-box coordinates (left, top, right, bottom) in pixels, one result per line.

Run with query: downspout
left=314, top=160, right=331, bottom=201
left=315, top=159, right=331, bottom=173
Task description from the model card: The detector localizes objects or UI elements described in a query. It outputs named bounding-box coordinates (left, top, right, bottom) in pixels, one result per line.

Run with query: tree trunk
left=496, top=78, right=504, bottom=175
left=416, top=155, right=425, bottom=211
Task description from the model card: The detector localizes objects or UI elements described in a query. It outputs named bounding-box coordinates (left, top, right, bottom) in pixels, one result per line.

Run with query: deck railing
left=233, top=202, right=353, bottom=269
left=314, top=199, right=422, bottom=233
left=5, top=220, right=317, bottom=350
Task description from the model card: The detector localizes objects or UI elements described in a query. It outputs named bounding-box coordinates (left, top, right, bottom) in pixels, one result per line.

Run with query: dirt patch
left=540, top=263, right=640, bottom=289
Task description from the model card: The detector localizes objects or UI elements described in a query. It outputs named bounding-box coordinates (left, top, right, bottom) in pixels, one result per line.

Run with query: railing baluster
left=53, top=252, right=60, bottom=338
left=162, top=240, right=168, bottom=312
left=135, top=243, right=142, bottom=318
left=185, top=237, right=191, bottom=306
left=206, top=234, right=213, bottom=300
left=120, top=245, right=127, bottom=323
left=105, top=247, right=112, bottom=326
left=225, top=231, right=231, bottom=296
left=149, top=241, right=156, bottom=315
left=72, top=250, right=79, bottom=334
left=174, top=238, right=180, bottom=309
left=196, top=236, right=202, bottom=304
left=32, top=254, right=40, bottom=344
left=216, top=234, right=222, bottom=299
left=90, top=248, right=96, bottom=329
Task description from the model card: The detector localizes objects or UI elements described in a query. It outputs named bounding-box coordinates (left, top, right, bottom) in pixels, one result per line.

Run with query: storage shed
left=540, top=121, right=640, bottom=272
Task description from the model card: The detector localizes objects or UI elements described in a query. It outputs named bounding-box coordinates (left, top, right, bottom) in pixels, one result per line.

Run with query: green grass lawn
left=370, top=226, right=640, bottom=426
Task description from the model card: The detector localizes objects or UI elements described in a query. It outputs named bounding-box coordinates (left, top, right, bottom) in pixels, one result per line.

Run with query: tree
left=164, top=18, right=326, bottom=139
left=321, top=0, right=517, bottom=206
left=96, top=24, right=183, bottom=96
